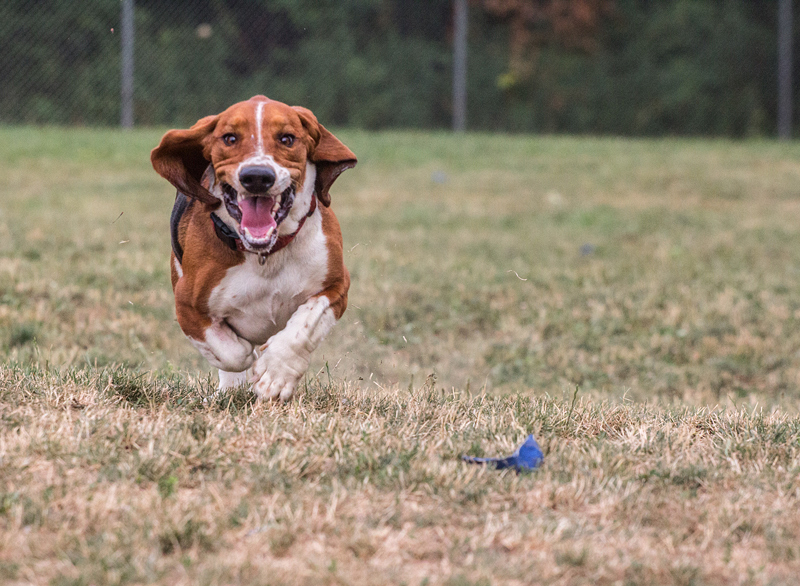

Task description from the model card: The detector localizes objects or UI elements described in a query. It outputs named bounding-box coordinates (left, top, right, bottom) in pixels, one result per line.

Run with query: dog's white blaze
left=255, top=100, right=265, bottom=155
left=238, top=100, right=291, bottom=192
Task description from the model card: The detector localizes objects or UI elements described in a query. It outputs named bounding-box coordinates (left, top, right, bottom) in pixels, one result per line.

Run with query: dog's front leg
left=249, top=294, right=339, bottom=402
left=218, top=369, right=249, bottom=391
left=191, top=319, right=256, bottom=373
left=176, top=299, right=256, bottom=374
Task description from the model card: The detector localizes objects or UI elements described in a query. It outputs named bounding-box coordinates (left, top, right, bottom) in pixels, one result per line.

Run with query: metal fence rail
left=1, top=0, right=213, bottom=126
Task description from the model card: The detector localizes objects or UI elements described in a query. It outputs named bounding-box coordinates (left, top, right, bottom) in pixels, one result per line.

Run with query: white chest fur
left=207, top=211, right=329, bottom=345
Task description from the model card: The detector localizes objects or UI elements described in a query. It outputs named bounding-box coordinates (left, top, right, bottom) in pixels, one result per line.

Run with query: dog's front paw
left=249, top=341, right=309, bottom=402
left=252, top=368, right=302, bottom=402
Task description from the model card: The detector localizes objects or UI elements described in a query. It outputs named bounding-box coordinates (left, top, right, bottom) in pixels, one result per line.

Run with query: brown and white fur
left=151, top=96, right=356, bottom=401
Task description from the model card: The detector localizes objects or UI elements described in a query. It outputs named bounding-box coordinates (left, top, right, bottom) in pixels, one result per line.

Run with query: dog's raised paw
left=250, top=343, right=307, bottom=402
left=253, top=371, right=299, bottom=402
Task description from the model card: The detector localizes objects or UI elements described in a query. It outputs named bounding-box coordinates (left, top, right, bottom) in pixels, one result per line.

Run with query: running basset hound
left=151, top=96, right=356, bottom=401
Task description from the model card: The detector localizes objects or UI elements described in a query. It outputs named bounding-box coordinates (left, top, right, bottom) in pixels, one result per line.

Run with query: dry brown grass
left=2, top=128, right=800, bottom=584
left=0, top=369, right=800, bottom=584
left=2, top=366, right=800, bottom=585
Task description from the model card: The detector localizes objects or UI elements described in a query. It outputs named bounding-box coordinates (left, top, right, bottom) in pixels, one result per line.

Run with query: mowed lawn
left=1, top=127, right=800, bottom=585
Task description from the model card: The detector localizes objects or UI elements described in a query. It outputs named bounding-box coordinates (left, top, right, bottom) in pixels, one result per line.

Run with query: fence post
left=121, top=0, right=135, bottom=129
left=778, top=0, right=792, bottom=140
left=453, top=0, right=468, bottom=132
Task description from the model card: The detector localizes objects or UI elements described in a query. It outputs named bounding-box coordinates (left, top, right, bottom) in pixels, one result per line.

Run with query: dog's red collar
left=211, top=196, right=317, bottom=264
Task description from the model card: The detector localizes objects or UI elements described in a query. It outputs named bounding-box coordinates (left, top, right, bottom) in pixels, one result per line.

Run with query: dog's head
left=151, top=96, right=356, bottom=251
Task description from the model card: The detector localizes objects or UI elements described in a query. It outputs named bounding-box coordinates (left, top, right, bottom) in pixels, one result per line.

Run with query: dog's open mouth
left=222, top=183, right=296, bottom=251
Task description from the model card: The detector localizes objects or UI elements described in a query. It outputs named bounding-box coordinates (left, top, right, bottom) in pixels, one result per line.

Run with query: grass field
left=2, top=127, right=800, bottom=584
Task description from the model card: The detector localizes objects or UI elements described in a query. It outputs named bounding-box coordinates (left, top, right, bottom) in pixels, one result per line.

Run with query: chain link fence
left=0, top=1, right=795, bottom=136
left=1, top=0, right=122, bottom=125
left=0, top=0, right=457, bottom=128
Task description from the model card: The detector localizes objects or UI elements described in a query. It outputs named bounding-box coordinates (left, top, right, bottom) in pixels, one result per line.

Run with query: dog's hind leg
left=218, top=369, right=248, bottom=391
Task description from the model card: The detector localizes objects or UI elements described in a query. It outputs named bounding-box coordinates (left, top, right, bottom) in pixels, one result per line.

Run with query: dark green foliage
left=0, top=0, right=120, bottom=124
left=0, top=0, right=792, bottom=135
left=583, top=0, right=776, bottom=136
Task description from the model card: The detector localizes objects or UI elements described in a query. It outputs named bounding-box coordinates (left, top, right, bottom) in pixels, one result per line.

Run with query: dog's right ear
left=151, top=115, right=219, bottom=205
left=292, top=106, right=357, bottom=207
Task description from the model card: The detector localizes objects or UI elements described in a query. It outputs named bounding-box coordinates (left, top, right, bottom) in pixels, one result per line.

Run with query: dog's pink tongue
left=240, top=197, right=277, bottom=239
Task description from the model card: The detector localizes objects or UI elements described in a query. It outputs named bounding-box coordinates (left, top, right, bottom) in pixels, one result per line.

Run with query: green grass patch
left=3, top=128, right=800, bottom=583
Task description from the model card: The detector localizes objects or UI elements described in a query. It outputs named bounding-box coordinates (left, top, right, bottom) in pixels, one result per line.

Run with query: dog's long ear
left=294, top=107, right=357, bottom=207
left=151, top=115, right=219, bottom=205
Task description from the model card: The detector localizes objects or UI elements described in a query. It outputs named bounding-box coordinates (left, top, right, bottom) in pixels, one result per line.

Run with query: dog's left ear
left=151, top=115, right=219, bottom=205
left=293, top=107, right=357, bottom=207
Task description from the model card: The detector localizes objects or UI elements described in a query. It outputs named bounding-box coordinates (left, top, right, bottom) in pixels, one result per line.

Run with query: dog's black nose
left=239, top=166, right=276, bottom=194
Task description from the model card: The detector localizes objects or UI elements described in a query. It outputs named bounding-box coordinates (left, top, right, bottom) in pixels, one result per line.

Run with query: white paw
left=249, top=342, right=308, bottom=402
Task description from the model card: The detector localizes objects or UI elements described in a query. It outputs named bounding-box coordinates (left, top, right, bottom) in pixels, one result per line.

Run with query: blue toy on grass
left=462, top=434, right=543, bottom=472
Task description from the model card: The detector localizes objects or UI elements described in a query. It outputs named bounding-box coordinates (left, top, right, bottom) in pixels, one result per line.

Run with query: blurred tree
left=589, top=0, right=774, bottom=136
left=477, top=0, right=614, bottom=89
left=134, top=0, right=452, bottom=127
left=0, top=0, right=791, bottom=136
left=0, top=0, right=120, bottom=124
left=468, top=0, right=775, bottom=136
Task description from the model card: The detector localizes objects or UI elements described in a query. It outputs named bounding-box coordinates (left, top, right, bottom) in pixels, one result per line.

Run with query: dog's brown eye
left=222, top=133, right=238, bottom=146
left=279, top=134, right=295, bottom=147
